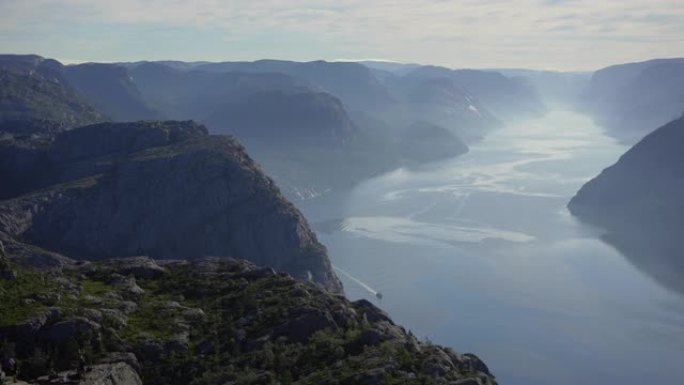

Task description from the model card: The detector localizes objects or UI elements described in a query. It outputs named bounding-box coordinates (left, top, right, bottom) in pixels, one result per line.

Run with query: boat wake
left=332, top=264, right=382, bottom=298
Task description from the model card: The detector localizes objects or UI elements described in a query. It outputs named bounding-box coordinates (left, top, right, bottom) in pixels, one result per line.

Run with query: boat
left=375, top=292, right=383, bottom=299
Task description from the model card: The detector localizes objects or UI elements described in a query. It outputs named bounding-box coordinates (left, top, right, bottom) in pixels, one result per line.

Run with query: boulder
left=77, top=362, right=142, bottom=385
left=45, top=317, right=101, bottom=344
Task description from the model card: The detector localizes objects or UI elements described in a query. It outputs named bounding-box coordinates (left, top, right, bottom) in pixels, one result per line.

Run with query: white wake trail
left=332, top=264, right=378, bottom=296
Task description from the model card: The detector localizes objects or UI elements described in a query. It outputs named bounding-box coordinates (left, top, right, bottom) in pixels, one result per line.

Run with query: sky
left=0, top=0, right=683, bottom=71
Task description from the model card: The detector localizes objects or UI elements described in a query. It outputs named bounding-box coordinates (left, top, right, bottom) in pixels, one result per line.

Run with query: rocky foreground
left=0, top=252, right=496, bottom=385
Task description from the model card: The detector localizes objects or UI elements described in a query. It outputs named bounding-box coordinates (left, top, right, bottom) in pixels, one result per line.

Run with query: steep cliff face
left=0, top=120, right=342, bottom=292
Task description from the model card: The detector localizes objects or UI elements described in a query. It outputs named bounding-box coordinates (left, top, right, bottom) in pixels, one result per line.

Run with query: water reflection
left=603, top=232, right=684, bottom=295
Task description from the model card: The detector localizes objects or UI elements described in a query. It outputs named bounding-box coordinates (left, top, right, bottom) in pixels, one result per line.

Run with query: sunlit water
left=298, top=110, right=684, bottom=385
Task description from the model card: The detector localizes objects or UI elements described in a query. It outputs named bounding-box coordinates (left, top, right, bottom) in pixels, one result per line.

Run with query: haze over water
left=300, top=110, right=684, bottom=385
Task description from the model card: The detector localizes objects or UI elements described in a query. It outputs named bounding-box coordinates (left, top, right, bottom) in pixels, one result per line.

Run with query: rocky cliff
left=0, top=120, right=341, bottom=292
left=0, top=254, right=497, bottom=385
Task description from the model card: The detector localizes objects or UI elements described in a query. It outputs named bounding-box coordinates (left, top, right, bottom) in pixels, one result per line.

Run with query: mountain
left=386, top=75, right=500, bottom=141
left=401, top=66, right=546, bottom=121
left=64, top=63, right=162, bottom=121
left=495, top=69, right=591, bottom=107
left=129, top=62, right=310, bottom=120
left=568, top=117, right=684, bottom=293
left=0, top=55, right=103, bottom=126
left=127, top=61, right=474, bottom=199
left=579, top=58, right=684, bottom=143
left=397, top=121, right=469, bottom=164
left=0, top=254, right=497, bottom=385
left=0, top=120, right=342, bottom=292
left=191, top=60, right=396, bottom=112
left=205, top=90, right=358, bottom=147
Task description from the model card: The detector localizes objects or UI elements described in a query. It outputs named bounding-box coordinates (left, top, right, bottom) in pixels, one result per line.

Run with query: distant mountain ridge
left=0, top=55, right=104, bottom=126
left=579, top=57, right=684, bottom=143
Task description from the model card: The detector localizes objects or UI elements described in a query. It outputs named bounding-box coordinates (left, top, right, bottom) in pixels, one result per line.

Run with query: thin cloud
left=0, top=0, right=683, bottom=70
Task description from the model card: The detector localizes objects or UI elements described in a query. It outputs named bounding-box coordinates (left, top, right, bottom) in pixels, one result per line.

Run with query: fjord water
left=299, top=110, right=684, bottom=385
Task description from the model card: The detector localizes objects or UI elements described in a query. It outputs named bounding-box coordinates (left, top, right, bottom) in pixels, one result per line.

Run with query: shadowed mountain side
left=64, top=63, right=162, bottom=121
left=495, top=69, right=591, bottom=107
left=205, top=90, right=357, bottom=147
left=382, top=76, right=501, bottom=142
left=569, top=117, right=684, bottom=293
left=0, top=62, right=104, bottom=126
left=0, top=120, right=342, bottom=292
left=579, top=58, right=684, bottom=143
left=191, top=59, right=396, bottom=112
left=400, top=65, right=546, bottom=121
left=129, top=62, right=310, bottom=120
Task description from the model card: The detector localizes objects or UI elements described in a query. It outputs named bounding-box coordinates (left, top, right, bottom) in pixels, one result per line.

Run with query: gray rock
left=46, top=317, right=101, bottom=344
left=97, top=352, right=141, bottom=374
left=99, top=257, right=166, bottom=279
left=181, top=307, right=205, bottom=321
left=460, top=353, right=491, bottom=375
left=108, top=275, right=144, bottom=298
left=12, top=308, right=62, bottom=343
left=77, top=362, right=142, bottom=385
left=352, top=299, right=393, bottom=324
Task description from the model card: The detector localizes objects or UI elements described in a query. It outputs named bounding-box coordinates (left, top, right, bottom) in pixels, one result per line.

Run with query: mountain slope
left=401, top=66, right=546, bottom=121
left=0, top=120, right=342, bottom=292
left=579, top=58, right=684, bottom=142
left=0, top=55, right=104, bottom=126
left=568, top=117, right=684, bottom=293
left=64, top=63, right=162, bottom=121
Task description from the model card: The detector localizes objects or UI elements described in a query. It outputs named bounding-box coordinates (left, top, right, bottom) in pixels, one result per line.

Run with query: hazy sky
left=1, top=0, right=683, bottom=71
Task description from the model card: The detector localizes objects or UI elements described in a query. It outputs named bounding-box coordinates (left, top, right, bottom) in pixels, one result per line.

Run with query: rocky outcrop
left=0, top=120, right=341, bottom=292
left=0, top=255, right=497, bottom=385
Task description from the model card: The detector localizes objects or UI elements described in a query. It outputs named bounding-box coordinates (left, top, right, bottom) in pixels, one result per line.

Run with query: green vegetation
left=0, top=257, right=496, bottom=385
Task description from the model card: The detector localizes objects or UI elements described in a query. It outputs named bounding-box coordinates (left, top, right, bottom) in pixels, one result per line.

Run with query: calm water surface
left=299, top=110, right=684, bottom=385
